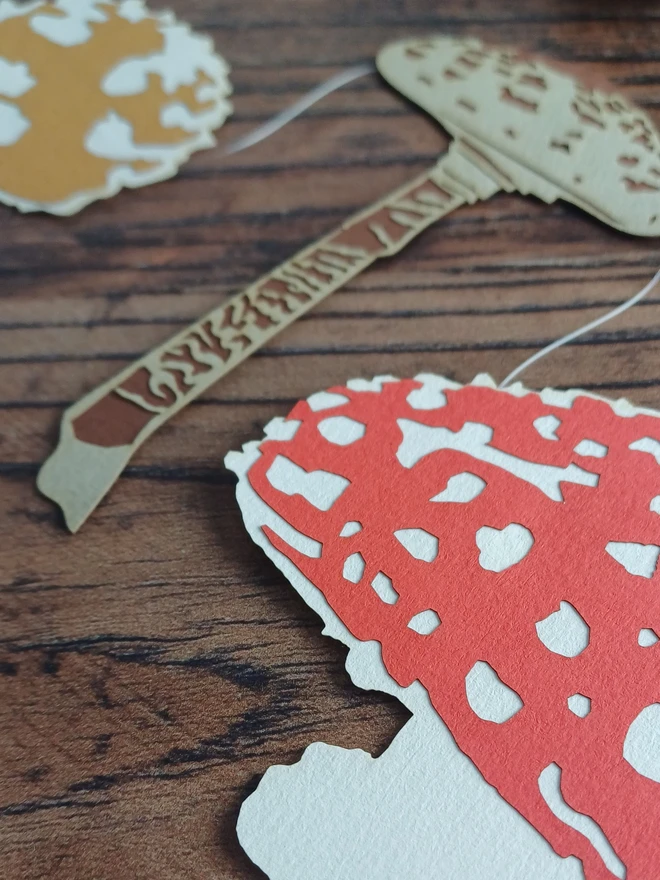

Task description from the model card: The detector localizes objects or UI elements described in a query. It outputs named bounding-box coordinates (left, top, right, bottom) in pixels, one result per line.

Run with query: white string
left=223, top=62, right=376, bottom=155
left=500, top=268, right=660, bottom=388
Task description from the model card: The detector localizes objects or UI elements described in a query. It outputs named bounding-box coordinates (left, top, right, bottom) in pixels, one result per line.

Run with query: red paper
left=246, top=377, right=660, bottom=880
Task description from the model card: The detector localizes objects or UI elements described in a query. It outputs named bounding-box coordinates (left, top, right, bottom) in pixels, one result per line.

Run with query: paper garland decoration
left=227, top=373, right=660, bottom=880
left=36, top=33, right=660, bottom=531
left=0, top=0, right=231, bottom=215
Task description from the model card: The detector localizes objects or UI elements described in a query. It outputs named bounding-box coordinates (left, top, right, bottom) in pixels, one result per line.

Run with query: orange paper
left=0, top=0, right=231, bottom=214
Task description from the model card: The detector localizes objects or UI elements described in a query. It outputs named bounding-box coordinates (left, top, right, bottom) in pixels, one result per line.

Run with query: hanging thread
left=223, top=63, right=376, bottom=156
left=500, top=268, right=660, bottom=388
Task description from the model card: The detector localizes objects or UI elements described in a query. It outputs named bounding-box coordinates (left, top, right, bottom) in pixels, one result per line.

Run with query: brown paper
left=37, top=34, right=660, bottom=531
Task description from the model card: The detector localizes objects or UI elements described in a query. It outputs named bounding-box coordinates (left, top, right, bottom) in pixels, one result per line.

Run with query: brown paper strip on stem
left=0, top=0, right=231, bottom=215
left=37, top=34, right=660, bottom=531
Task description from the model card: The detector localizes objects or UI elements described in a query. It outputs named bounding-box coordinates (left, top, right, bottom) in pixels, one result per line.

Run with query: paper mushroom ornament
left=227, top=374, right=660, bottom=880
left=37, top=33, right=660, bottom=531
left=0, top=0, right=231, bottom=214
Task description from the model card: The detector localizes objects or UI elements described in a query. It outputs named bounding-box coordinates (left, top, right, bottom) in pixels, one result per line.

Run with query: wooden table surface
left=3, top=1, right=660, bottom=877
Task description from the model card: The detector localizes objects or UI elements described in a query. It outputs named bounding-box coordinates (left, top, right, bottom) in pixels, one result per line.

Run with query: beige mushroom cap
left=377, top=36, right=660, bottom=237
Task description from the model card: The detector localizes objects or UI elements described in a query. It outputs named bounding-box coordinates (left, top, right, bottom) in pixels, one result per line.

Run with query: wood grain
left=2, top=1, right=660, bottom=877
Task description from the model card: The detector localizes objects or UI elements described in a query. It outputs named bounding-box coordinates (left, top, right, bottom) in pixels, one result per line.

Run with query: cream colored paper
left=36, top=34, right=660, bottom=530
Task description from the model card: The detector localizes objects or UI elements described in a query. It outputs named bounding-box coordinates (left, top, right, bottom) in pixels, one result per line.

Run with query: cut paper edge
left=237, top=700, right=585, bottom=880
left=0, top=0, right=232, bottom=215
left=227, top=372, right=660, bottom=880
left=227, top=382, right=594, bottom=879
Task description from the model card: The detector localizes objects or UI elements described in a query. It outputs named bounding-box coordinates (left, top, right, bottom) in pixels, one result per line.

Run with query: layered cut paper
left=226, top=373, right=660, bottom=880
left=37, top=33, right=660, bottom=530
left=0, top=0, right=231, bottom=214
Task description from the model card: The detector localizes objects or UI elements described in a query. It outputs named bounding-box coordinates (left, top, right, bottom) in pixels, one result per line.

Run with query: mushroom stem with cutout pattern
left=37, top=35, right=660, bottom=531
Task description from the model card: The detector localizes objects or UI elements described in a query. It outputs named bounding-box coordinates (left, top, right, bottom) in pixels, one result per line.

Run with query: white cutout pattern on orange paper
left=0, top=0, right=231, bottom=214
left=227, top=372, right=660, bottom=880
